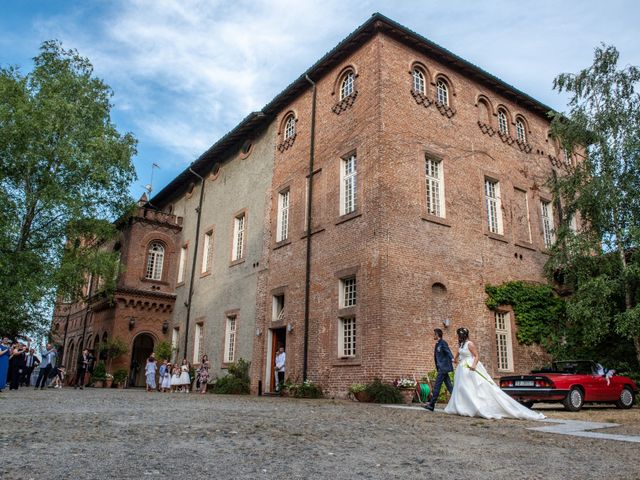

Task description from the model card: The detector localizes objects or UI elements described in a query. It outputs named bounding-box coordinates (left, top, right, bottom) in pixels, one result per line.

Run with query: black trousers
left=75, top=368, right=87, bottom=387
left=9, top=364, right=23, bottom=390
left=21, top=366, right=35, bottom=386
left=429, top=370, right=453, bottom=407
left=35, top=365, right=52, bottom=388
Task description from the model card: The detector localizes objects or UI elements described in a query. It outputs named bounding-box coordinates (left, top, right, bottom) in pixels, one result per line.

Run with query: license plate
left=515, top=380, right=534, bottom=387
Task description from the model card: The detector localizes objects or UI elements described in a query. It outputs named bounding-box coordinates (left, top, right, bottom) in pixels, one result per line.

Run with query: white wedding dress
left=444, top=341, right=545, bottom=420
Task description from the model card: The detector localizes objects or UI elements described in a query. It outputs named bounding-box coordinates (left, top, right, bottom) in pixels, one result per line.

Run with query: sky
left=1, top=0, right=639, bottom=200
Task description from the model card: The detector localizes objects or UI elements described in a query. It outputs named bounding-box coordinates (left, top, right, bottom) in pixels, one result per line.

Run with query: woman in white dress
left=179, top=359, right=191, bottom=393
left=444, top=327, right=545, bottom=420
left=145, top=356, right=157, bottom=392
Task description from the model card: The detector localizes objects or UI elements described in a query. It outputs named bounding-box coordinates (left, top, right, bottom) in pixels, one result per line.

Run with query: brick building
left=53, top=14, right=571, bottom=395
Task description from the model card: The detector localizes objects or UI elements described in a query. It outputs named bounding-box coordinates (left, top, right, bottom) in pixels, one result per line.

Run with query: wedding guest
left=158, top=359, right=168, bottom=392
left=145, top=355, right=157, bottom=392
left=0, top=338, right=10, bottom=391
left=179, top=359, right=191, bottom=393
left=161, top=362, right=172, bottom=392
left=197, top=355, right=210, bottom=394
left=170, top=365, right=181, bottom=392
left=9, top=343, right=27, bottom=390
left=35, top=344, right=57, bottom=390
left=49, top=365, right=66, bottom=389
left=22, top=348, right=40, bottom=386
left=274, top=345, right=286, bottom=393
left=75, top=348, right=94, bottom=389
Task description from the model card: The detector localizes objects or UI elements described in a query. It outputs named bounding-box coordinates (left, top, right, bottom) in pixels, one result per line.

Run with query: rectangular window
left=485, top=179, right=503, bottom=234
left=224, top=316, right=237, bottom=363
left=541, top=200, right=555, bottom=248
left=340, top=277, right=357, bottom=308
left=193, top=323, right=204, bottom=363
left=201, top=230, right=214, bottom=273
left=276, top=190, right=290, bottom=242
left=425, top=156, right=445, bottom=217
left=338, top=317, right=356, bottom=358
left=272, top=294, right=285, bottom=322
left=171, top=327, right=179, bottom=363
left=495, top=312, right=513, bottom=371
left=340, top=154, right=357, bottom=215
left=177, top=245, right=188, bottom=283
left=232, top=214, right=245, bottom=261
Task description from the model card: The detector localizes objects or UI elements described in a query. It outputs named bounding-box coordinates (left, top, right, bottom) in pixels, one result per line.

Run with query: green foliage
left=348, top=383, right=367, bottom=394
left=0, top=40, right=137, bottom=337
left=547, top=44, right=640, bottom=364
left=154, top=341, right=173, bottom=361
left=287, top=380, right=323, bottom=399
left=211, top=358, right=250, bottom=395
left=485, top=281, right=566, bottom=348
left=99, top=337, right=129, bottom=371
left=364, top=378, right=402, bottom=404
left=112, top=368, right=128, bottom=384
left=91, top=362, right=106, bottom=382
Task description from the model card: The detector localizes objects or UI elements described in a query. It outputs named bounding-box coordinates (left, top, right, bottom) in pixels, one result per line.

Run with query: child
left=170, top=365, right=181, bottom=393
left=161, top=362, right=172, bottom=392
left=179, top=362, right=191, bottom=393
left=596, top=363, right=616, bottom=386
left=49, top=366, right=66, bottom=389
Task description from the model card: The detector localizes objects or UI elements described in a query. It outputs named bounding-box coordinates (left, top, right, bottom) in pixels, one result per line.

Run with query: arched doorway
left=130, top=333, right=154, bottom=387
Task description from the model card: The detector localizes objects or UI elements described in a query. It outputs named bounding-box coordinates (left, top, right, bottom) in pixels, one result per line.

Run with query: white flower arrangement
left=393, top=378, right=417, bottom=389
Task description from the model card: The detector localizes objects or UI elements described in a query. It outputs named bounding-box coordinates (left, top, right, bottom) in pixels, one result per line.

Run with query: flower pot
left=105, top=379, right=113, bottom=388
left=354, top=391, right=371, bottom=402
left=399, top=388, right=415, bottom=404
left=94, top=380, right=104, bottom=388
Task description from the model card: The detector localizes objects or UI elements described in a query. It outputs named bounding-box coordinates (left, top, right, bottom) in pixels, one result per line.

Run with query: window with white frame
left=193, top=323, right=204, bottom=363
left=171, top=327, right=179, bottom=362
left=516, top=119, right=526, bottom=142
left=201, top=230, right=214, bottom=274
left=224, top=316, right=237, bottom=363
left=338, top=317, right=356, bottom=358
left=177, top=245, right=187, bottom=283
left=339, top=71, right=355, bottom=100
left=272, top=294, right=285, bottom=321
left=146, top=242, right=165, bottom=280
left=284, top=114, right=296, bottom=140
left=340, top=277, right=357, bottom=308
left=495, top=311, right=513, bottom=371
left=436, top=79, right=449, bottom=106
left=340, top=154, right=357, bottom=215
left=485, top=179, right=503, bottom=234
left=276, top=190, right=290, bottom=242
left=412, top=68, right=425, bottom=94
left=498, top=110, right=509, bottom=135
left=541, top=200, right=555, bottom=248
left=232, top=214, right=245, bottom=261
left=425, top=156, right=445, bottom=217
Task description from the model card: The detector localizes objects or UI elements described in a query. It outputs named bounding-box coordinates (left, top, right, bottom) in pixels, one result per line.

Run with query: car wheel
left=615, top=386, right=635, bottom=409
left=562, top=387, right=584, bottom=412
left=519, top=401, right=534, bottom=409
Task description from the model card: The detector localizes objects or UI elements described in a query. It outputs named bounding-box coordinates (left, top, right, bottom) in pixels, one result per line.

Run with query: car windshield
left=553, top=361, right=595, bottom=375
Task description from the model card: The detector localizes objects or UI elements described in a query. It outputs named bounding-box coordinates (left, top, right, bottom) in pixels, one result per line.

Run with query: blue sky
left=2, top=0, right=639, bottom=200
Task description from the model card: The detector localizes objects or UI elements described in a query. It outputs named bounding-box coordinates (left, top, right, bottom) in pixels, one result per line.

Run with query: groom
left=424, top=328, right=454, bottom=411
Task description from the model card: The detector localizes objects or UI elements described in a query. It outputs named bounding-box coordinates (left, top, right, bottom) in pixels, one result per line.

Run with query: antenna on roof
left=144, top=163, right=160, bottom=194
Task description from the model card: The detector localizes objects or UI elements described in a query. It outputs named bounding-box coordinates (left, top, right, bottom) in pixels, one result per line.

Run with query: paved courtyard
left=1, top=388, right=639, bottom=479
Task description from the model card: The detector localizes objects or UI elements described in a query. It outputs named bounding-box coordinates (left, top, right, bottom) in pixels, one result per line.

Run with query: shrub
left=288, top=380, right=323, bottom=399
left=364, top=378, right=402, bottom=404
left=112, top=368, right=128, bottom=384
left=154, top=341, right=173, bottom=361
left=348, top=383, right=366, bottom=394
left=91, top=362, right=107, bottom=382
left=211, top=358, right=250, bottom=395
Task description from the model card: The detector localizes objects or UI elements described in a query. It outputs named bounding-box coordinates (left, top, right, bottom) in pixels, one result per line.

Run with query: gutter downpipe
left=183, top=167, right=206, bottom=359
left=303, top=74, right=317, bottom=381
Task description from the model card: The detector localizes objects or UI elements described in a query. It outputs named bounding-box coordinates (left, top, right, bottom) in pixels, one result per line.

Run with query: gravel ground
left=1, top=389, right=639, bottom=480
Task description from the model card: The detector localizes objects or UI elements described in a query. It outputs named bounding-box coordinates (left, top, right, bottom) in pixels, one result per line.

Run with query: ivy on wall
left=485, top=281, right=566, bottom=348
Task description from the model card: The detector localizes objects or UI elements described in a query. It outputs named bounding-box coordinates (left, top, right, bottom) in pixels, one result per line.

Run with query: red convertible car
left=500, top=360, right=638, bottom=411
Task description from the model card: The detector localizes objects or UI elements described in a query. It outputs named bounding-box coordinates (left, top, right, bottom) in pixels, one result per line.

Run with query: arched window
left=498, top=109, right=509, bottom=135
left=478, top=100, right=490, bottom=124
left=145, top=242, right=164, bottom=280
left=339, top=71, right=355, bottom=100
left=284, top=114, right=296, bottom=140
left=436, top=80, right=449, bottom=106
left=412, top=68, right=426, bottom=94
left=516, top=118, right=526, bottom=142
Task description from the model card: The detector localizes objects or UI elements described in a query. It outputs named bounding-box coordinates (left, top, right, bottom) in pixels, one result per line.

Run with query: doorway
left=268, top=327, right=286, bottom=393
left=130, top=333, right=154, bottom=387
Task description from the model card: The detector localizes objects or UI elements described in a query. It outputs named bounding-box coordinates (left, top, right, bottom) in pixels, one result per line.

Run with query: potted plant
left=100, top=338, right=129, bottom=372
left=113, top=368, right=128, bottom=388
left=393, top=378, right=417, bottom=404
left=348, top=383, right=370, bottom=402
left=91, top=362, right=107, bottom=388
left=154, top=340, right=173, bottom=362
left=105, top=373, right=114, bottom=388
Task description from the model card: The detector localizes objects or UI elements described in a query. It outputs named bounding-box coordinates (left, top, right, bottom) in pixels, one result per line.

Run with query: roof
left=150, top=12, right=555, bottom=207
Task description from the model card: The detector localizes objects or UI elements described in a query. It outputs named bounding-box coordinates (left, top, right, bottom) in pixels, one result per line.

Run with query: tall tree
left=0, top=40, right=137, bottom=337
left=546, top=45, right=640, bottom=365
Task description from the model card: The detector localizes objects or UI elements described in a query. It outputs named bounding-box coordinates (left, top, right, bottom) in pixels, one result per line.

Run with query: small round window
left=240, top=140, right=254, bottom=159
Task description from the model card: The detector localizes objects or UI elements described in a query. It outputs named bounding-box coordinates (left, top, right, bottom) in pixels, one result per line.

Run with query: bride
left=444, top=327, right=545, bottom=420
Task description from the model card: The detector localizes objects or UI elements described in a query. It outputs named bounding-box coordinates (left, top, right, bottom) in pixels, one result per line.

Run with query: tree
left=99, top=337, right=129, bottom=373
left=546, top=44, right=640, bottom=365
left=0, top=41, right=137, bottom=337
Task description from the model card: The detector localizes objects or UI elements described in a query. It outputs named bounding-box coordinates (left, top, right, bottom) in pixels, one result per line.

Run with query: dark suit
left=9, top=351, right=26, bottom=390
left=21, top=354, right=40, bottom=386
left=75, top=353, right=94, bottom=388
left=428, top=338, right=454, bottom=408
